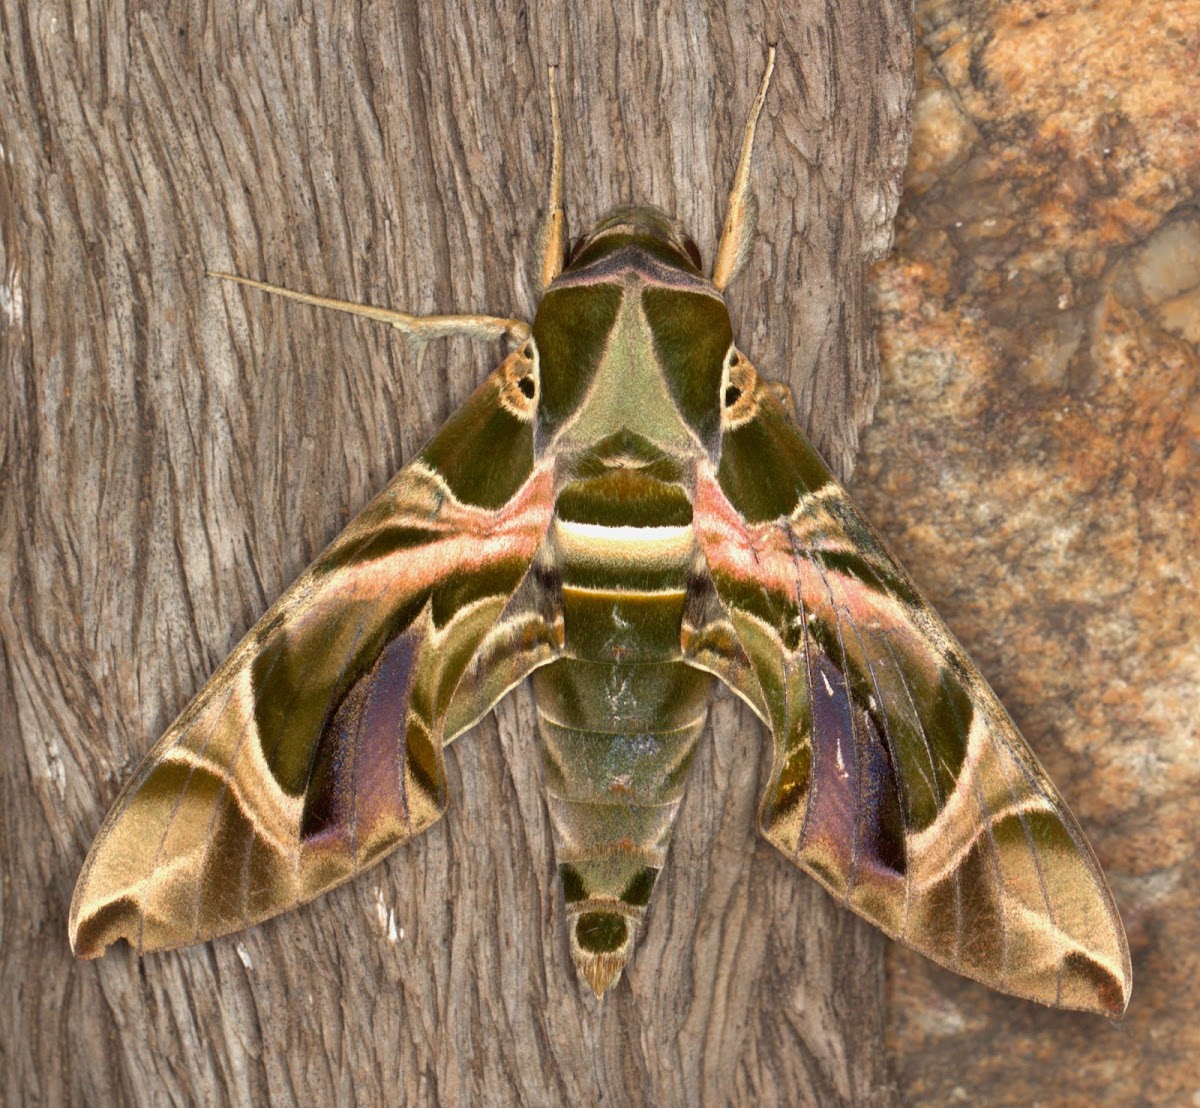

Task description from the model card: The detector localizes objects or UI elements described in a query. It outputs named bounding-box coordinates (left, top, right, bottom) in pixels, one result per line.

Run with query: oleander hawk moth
left=70, top=50, right=1131, bottom=1017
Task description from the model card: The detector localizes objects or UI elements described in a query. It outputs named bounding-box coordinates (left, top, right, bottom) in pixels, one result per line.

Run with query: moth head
left=564, top=205, right=702, bottom=274
left=532, top=204, right=735, bottom=462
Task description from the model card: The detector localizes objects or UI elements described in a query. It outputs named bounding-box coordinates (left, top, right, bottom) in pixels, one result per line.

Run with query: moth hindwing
left=72, top=50, right=1130, bottom=1017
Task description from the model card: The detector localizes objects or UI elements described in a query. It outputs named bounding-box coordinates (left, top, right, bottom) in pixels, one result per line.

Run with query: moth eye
left=517, top=375, right=536, bottom=400
left=722, top=349, right=759, bottom=426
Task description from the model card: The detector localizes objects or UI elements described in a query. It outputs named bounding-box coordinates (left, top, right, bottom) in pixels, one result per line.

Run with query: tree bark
left=1, top=2, right=912, bottom=1104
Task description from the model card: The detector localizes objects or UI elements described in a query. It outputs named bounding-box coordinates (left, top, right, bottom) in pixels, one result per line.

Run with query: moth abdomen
left=532, top=658, right=714, bottom=996
left=534, top=443, right=720, bottom=995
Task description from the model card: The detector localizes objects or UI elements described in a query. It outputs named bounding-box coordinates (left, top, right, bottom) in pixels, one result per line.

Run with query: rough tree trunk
left=1, top=2, right=912, bottom=1103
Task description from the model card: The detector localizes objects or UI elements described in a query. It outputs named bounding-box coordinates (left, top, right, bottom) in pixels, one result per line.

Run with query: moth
left=71, top=50, right=1131, bottom=1016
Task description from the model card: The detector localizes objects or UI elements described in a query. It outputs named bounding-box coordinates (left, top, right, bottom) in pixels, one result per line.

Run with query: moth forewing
left=688, top=381, right=1131, bottom=1016
left=69, top=360, right=557, bottom=958
left=72, top=50, right=1130, bottom=1018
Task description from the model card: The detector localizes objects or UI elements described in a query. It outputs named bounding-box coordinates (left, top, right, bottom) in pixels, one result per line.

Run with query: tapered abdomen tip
left=580, top=953, right=628, bottom=998
left=570, top=909, right=636, bottom=998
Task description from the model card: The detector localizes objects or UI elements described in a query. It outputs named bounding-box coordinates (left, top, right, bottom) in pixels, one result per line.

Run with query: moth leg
left=711, top=46, right=776, bottom=293
left=535, top=63, right=567, bottom=292
left=207, top=271, right=532, bottom=344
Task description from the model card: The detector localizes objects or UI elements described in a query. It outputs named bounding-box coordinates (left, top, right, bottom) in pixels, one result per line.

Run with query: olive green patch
left=559, top=863, right=588, bottom=903
left=765, top=743, right=811, bottom=825
left=315, top=524, right=447, bottom=576
left=575, top=910, right=629, bottom=953
left=573, top=430, right=687, bottom=482
left=716, top=406, right=831, bottom=523
left=923, top=665, right=973, bottom=800
left=421, top=390, right=533, bottom=510
left=1017, top=806, right=1077, bottom=856
left=555, top=471, right=693, bottom=527
left=880, top=709, right=942, bottom=833
left=641, top=288, right=732, bottom=452
left=252, top=628, right=340, bottom=797
left=561, top=589, right=686, bottom=663
left=532, top=284, right=623, bottom=436
left=404, top=721, right=443, bottom=804
left=429, top=556, right=525, bottom=628
left=819, top=549, right=920, bottom=609
left=620, top=867, right=659, bottom=907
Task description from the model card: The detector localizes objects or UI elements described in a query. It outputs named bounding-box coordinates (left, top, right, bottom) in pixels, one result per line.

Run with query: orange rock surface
left=863, top=0, right=1200, bottom=1101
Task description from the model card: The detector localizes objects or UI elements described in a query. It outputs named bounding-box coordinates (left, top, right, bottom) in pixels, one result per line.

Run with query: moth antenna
left=711, top=45, right=776, bottom=292
left=206, top=271, right=531, bottom=343
left=536, top=63, right=567, bottom=292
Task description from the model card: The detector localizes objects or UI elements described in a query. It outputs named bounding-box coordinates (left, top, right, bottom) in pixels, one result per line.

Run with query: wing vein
left=873, top=633, right=945, bottom=945
left=991, top=726, right=1062, bottom=1005
left=134, top=679, right=239, bottom=951
left=966, top=742, right=1009, bottom=989
left=794, top=589, right=820, bottom=865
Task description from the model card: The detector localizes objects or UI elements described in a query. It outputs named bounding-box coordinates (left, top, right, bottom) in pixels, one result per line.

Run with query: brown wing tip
left=1061, top=950, right=1131, bottom=1018
left=69, top=896, right=141, bottom=960
left=1103, top=988, right=1132, bottom=1020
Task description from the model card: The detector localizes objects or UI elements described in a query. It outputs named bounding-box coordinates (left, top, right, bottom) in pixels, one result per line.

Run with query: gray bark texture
left=1, top=2, right=913, bottom=1104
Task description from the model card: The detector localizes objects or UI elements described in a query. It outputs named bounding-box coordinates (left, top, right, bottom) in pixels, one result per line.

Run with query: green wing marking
left=70, top=350, right=560, bottom=958
left=688, top=363, right=1131, bottom=1017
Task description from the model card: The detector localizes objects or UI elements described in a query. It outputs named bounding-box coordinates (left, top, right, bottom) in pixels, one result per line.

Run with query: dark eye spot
left=730, top=352, right=741, bottom=366
left=522, top=342, right=533, bottom=358
left=517, top=376, right=536, bottom=400
left=724, top=385, right=742, bottom=408
left=683, top=235, right=702, bottom=270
